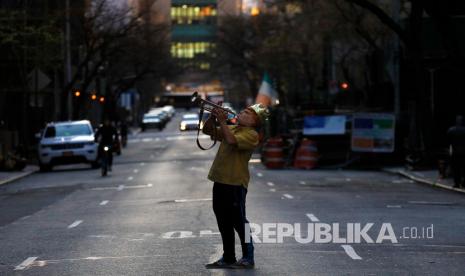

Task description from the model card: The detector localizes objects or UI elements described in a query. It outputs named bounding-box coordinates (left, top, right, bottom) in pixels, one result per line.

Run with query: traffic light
left=340, top=82, right=349, bottom=91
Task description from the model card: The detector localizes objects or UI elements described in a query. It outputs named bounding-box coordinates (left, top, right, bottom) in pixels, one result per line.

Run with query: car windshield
left=183, top=114, right=198, bottom=120
left=44, top=124, right=92, bottom=138
left=144, top=115, right=160, bottom=119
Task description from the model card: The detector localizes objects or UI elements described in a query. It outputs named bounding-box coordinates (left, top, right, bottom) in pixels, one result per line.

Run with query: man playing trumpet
left=202, top=103, right=269, bottom=269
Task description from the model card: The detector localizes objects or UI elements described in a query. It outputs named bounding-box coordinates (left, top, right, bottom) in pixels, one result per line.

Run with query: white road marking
left=257, top=173, right=263, bottom=177
left=14, top=257, right=38, bottom=271
left=68, top=220, right=83, bottom=229
left=299, top=181, right=306, bottom=185
left=161, top=231, right=196, bottom=239
left=387, top=205, right=402, bottom=208
left=346, top=178, right=352, bottom=182
left=269, top=188, right=276, bottom=192
left=408, top=201, right=454, bottom=205
left=100, top=200, right=109, bottom=206
left=142, top=138, right=153, bottom=142
left=133, top=169, right=139, bottom=173
left=127, top=176, right=134, bottom=181
left=89, top=235, right=115, bottom=239
left=267, top=182, right=275, bottom=187
left=283, top=194, right=294, bottom=199
left=150, top=155, right=154, bottom=158
left=200, top=230, right=221, bottom=236
left=341, top=245, right=362, bottom=260
left=140, top=162, right=145, bottom=166
left=306, top=213, right=320, bottom=222
left=93, top=184, right=153, bottom=191
left=249, top=159, right=261, bottom=163
left=174, top=198, right=211, bottom=203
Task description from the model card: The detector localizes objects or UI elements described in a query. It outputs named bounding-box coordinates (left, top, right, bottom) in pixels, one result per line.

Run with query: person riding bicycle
left=94, top=119, right=119, bottom=171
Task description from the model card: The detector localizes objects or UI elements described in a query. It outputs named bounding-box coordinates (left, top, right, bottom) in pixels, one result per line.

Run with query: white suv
left=37, top=120, right=98, bottom=171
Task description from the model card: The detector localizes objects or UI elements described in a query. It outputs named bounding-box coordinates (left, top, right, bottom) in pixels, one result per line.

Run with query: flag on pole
left=255, top=72, right=279, bottom=107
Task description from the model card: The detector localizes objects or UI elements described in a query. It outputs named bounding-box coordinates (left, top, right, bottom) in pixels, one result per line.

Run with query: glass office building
left=170, top=0, right=217, bottom=71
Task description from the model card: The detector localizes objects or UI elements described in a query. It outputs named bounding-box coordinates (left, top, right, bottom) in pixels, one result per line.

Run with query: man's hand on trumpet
left=211, top=107, right=228, bottom=125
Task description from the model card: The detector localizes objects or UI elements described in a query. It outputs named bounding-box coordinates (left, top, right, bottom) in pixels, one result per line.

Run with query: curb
left=0, top=169, right=37, bottom=186
left=382, top=168, right=465, bottom=195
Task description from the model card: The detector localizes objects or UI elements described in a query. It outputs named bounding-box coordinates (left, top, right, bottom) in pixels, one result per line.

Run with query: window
left=44, top=124, right=92, bottom=138
left=171, top=42, right=216, bottom=59
left=171, top=4, right=217, bottom=25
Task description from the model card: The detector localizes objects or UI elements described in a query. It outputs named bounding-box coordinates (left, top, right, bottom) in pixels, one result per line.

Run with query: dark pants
left=451, top=155, right=465, bottom=186
left=212, top=182, right=254, bottom=263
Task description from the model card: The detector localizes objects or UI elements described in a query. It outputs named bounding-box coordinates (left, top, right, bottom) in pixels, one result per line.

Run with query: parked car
left=37, top=120, right=98, bottom=171
left=162, top=105, right=176, bottom=118
left=180, top=113, right=201, bottom=131
left=141, top=113, right=165, bottom=131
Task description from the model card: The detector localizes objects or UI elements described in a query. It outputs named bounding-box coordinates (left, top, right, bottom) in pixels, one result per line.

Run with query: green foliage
left=0, top=10, right=62, bottom=70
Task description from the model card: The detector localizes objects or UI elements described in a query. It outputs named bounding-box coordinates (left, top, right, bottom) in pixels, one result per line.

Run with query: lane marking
left=68, top=220, right=83, bottom=229
left=133, top=169, right=139, bottom=173
left=299, top=181, right=306, bottom=185
left=341, top=245, right=362, bottom=260
left=306, top=213, right=320, bottom=222
left=14, top=257, right=38, bottom=271
left=257, top=173, right=263, bottom=177
left=147, top=183, right=153, bottom=187
left=174, top=198, right=211, bottom=203
left=249, top=159, right=261, bottom=163
left=283, top=194, right=294, bottom=199
left=387, top=205, right=402, bottom=208
left=200, top=230, right=221, bottom=236
left=127, top=176, right=134, bottom=181
left=408, top=201, right=455, bottom=206
left=100, top=200, right=109, bottom=206
left=269, top=188, right=276, bottom=192
left=267, top=182, right=275, bottom=187
left=140, top=162, right=145, bottom=166
left=117, top=185, right=125, bottom=191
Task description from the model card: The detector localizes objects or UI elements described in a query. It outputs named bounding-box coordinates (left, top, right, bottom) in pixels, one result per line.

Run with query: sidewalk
left=383, top=167, right=465, bottom=194
left=0, top=165, right=38, bottom=186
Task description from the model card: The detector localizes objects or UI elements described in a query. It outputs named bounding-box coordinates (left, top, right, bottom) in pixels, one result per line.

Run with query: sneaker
left=205, top=257, right=236, bottom=269
left=231, top=258, right=255, bottom=269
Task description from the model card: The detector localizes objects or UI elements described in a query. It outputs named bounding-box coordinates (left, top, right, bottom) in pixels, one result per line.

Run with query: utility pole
left=64, top=0, right=72, bottom=120
left=390, top=0, right=401, bottom=120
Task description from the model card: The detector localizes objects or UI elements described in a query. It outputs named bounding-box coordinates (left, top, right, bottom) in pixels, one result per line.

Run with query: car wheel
left=39, top=164, right=52, bottom=172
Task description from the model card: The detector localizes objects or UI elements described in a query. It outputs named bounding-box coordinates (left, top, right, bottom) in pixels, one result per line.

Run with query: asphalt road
left=0, top=111, right=464, bottom=275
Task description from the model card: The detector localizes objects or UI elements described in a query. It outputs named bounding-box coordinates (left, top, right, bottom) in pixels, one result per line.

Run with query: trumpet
left=191, top=91, right=237, bottom=117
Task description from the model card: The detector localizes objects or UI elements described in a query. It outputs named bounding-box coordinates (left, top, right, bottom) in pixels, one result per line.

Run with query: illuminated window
left=171, top=5, right=217, bottom=25
left=200, top=63, right=210, bottom=70
left=170, top=42, right=216, bottom=60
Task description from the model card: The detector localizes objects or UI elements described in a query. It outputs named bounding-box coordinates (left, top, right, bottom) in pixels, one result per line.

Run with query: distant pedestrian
left=202, top=103, right=269, bottom=269
left=447, top=115, right=465, bottom=188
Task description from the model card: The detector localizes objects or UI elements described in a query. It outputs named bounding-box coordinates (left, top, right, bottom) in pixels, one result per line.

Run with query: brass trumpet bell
left=191, top=91, right=237, bottom=116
